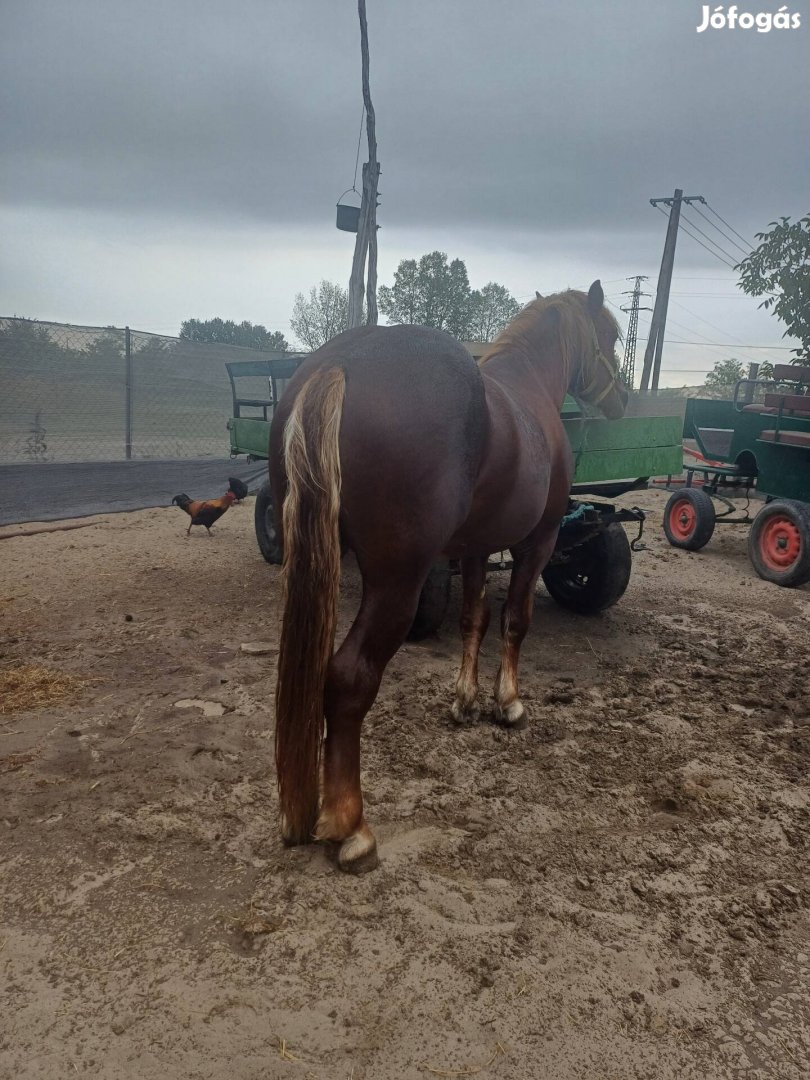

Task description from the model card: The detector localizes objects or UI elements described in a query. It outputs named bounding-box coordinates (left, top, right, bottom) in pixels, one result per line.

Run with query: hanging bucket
left=336, top=188, right=361, bottom=232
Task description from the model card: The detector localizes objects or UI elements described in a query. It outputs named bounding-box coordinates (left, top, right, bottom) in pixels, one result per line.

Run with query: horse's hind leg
left=316, top=573, right=425, bottom=873
left=494, top=526, right=559, bottom=728
left=451, top=555, right=490, bottom=724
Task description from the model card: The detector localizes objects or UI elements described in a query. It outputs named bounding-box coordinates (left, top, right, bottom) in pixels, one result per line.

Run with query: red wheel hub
left=668, top=498, right=697, bottom=541
left=759, top=515, right=802, bottom=572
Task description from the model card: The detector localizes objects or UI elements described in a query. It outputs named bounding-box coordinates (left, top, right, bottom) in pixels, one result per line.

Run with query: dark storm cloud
left=1, top=0, right=807, bottom=240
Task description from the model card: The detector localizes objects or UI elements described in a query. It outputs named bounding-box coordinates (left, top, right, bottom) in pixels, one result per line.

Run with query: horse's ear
left=535, top=291, right=542, bottom=299
left=587, top=280, right=604, bottom=315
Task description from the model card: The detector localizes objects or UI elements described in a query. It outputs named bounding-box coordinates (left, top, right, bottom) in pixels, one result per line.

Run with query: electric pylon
left=620, top=276, right=651, bottom=390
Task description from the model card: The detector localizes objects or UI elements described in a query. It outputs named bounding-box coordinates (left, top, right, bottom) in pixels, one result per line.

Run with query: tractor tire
left=663, top=488, right=716, bottom=551
left=254, top=480, right=284, bottom=565
left=407, top=561, right=452, bottom=640
left=541, top=523, right=632, bottom=614
left=748, top=500, right=810, bottom=587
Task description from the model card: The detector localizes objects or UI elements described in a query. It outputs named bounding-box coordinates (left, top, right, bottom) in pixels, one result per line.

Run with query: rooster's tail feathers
left=228, top=477, right=249, bottom=501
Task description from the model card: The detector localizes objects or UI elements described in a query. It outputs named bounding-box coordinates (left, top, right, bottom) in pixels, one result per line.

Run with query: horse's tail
left=275, top=365, right=346, bottom=844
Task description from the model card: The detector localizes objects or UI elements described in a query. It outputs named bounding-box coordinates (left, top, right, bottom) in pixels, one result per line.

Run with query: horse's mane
left=479, top=290, right=620, bottom=382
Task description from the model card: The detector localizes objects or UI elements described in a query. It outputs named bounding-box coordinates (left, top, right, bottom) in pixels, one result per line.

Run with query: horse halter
left=574, top=325, right=620, bottom=406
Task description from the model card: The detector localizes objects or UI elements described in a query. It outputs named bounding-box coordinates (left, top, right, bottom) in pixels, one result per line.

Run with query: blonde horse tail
left=275, top=366, right=346, bottom=844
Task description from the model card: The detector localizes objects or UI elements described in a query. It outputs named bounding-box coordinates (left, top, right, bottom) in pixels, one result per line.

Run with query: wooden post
left=365, top=169, right=379, bottom=325
left=640, top=189, right=682, bottom=395
left=640, top=190, right=708, bottom=394
left=124, top=326, right=133, bottom=460
left=348, top=0, right=379, bottom=328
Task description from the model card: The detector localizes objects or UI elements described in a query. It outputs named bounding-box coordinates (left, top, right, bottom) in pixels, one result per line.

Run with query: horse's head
left=573, top=281, right=628, bottom=420
left=486, top=283, right=629, bottom=417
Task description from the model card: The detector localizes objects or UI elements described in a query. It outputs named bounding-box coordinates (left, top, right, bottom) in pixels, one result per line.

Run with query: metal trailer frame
left=662, top=366, right=810, bottom=587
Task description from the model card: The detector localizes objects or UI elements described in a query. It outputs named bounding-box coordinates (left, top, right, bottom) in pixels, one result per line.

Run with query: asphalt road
left=0, top=459, right=269, bottom=526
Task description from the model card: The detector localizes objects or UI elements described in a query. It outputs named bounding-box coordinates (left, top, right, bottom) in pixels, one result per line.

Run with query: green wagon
left=663, top=364, right=810, bottom=587
left=226, top=356, right=683, bottom=631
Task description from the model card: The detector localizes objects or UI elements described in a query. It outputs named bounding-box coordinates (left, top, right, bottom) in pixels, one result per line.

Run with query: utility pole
left=619, top=276, right=650, bottom=390
left=348, top=0, right=380, bottom=328
left=124, top=326, right=133, bottom=460
left=639, top=189, right=705, bottom=394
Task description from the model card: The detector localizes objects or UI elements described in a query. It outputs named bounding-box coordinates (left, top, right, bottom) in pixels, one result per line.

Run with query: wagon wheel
left=663, top=488, right=716, bottom=551
left=254, top=480, right=284, bottom=565
left=407, top=560, right=452, bottom=640
left=748, top=500, right=810, bottom=588
left=541, top=523, right=632, bottom=614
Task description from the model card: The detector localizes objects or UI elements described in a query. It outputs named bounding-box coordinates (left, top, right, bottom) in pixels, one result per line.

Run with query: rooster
left=172, top=487, right=238, bottom=536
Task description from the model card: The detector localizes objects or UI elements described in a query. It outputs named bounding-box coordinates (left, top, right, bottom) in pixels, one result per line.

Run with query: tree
left=704, top=357, right=745, bottom=390
left=378, top=252, right=520, bottom=341
left=0, top=317, right=73, bottom=366
left=83, top=328, right=124, bottom=362
left=467, top=282, right=521, bottom=342
left=379, top=252, right=471, bottom=337
left=179, top=318, right=288, bottom=352
left=289, top=281, right=352, bottom=350
left=736, top=214, right=810, bottom=362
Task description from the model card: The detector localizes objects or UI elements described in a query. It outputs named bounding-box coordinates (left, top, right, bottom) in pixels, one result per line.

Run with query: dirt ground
left=1, top=490, right=808, bottom=1080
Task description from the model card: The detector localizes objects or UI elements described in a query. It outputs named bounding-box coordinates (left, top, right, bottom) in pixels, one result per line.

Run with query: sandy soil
left=1, top=490, right=808, bottom=1080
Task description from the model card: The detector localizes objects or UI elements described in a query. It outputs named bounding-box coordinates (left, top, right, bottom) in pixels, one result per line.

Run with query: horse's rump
left=272, top=325, right=488, bottom=564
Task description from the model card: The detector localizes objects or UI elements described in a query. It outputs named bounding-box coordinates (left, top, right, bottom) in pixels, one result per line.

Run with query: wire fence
left=3, top=315, right=780, bottom=466
left=0, top=317, right=293, bottom=463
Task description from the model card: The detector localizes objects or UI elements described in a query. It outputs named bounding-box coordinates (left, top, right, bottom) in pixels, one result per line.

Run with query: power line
left=663, top=313, right=728, bottom=346
left=671, top=275, right=739, bottom=282
left=652, top=204, right=743, bottom=270
left=689, top=203, right=750, bottom=258
left=662, top=339, right=794, bottom=349
left=676, top=225, right=737, bottom=270
left=638, top=310, right=795, bottom=351
left=654, top=311, right=764, bottom=369
left=605, top=290, right=746, bottom=302
left=668, top=299, right=750, bottom=345
left=703, top=202, right=753, bottom=250
left=656, top=203, right=725, bottom=268
left=679, top=208, right=745, bottom=266
left=668, top=297, right=788, bottom=366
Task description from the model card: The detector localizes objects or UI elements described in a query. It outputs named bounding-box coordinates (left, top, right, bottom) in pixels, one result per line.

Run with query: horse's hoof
left=451, top=699, right=480, bottom=725
left=338, top=825, right=379, bottom=874
left=494, top=700, right=527, bottom=729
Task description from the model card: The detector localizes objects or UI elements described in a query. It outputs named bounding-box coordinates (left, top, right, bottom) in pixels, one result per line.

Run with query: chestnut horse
left=269, top=281, right=626, bottom=873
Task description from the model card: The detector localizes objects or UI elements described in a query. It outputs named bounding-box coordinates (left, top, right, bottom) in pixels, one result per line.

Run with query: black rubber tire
left=541, top=523, right=632, bottom=614
left=748, top=499, right=810, bottom=588
left=407, top=561, right=452, bottom=640
left=662, top=488, right=716, bottom=551
left=254, top=480, right=284, bottom=565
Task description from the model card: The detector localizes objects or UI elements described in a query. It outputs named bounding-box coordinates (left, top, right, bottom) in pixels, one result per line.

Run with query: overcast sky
left=2, top=0, right=807, bottom=384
